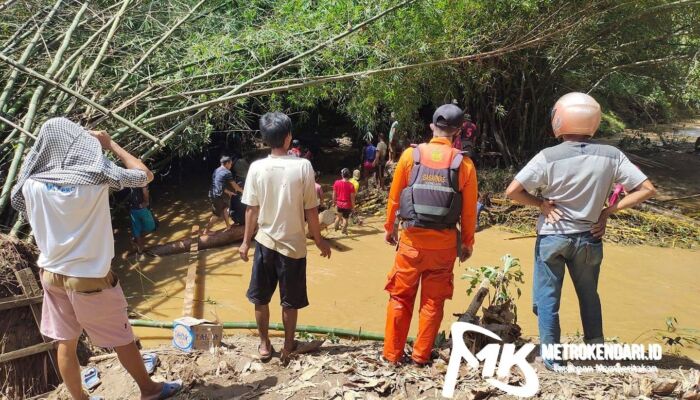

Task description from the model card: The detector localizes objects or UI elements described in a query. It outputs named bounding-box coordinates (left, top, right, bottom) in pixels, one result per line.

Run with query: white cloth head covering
left=11, top=118, right=137, bottom=214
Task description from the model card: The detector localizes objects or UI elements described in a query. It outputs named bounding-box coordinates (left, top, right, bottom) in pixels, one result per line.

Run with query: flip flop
left=142, top=352, right=159, bottom=375
left=257, top=341, right=274, bottom=362
left=156, top=380, right=182, bottom=400
left=81, top=367, right=100, bottom=391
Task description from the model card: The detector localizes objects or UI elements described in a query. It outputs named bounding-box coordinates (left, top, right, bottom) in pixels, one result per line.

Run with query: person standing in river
left=382, top=104, right=478, bottom=365
left=505, top=92, right=657, bottom=370
left=239, top=111, right=331, bottom=363
left=11, top=118, right=181, bottom=400
left=203, top=155, right=244, bottom=235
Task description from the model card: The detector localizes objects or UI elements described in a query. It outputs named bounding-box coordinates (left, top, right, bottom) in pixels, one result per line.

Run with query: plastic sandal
left=142, top=352, right=159, bottom=375
left=257, top=341, right=274, bottom=362
left=81, top=367, right=101, bottom=390
left=157, top=380, right=182, bottom=400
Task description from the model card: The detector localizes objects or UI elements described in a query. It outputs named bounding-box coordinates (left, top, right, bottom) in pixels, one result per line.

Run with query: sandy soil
left=45, top=335, right=700, bottom=400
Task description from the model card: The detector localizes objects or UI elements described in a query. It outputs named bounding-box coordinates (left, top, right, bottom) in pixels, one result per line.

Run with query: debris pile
left=44, top=334, right=700, bottom=400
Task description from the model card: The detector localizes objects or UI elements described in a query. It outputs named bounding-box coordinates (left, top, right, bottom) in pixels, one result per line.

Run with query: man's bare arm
left=91, top=130, right=154, bottom=183
left=238, top=206, right=259, bottom=262
left=305, top=207, right=331, bottom=258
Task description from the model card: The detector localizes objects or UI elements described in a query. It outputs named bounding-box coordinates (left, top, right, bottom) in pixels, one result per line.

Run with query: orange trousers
left=383, top=241, right=456, bottom=363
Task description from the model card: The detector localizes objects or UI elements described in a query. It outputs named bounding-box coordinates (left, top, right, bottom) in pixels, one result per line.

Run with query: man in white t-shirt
left=239, top=112, right=331, bottom=363
left=12, top=118, right=181, bottom=400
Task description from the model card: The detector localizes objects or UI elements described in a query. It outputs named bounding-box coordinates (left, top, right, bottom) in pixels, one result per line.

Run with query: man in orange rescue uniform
left=383, top=104, right=478, bottom=365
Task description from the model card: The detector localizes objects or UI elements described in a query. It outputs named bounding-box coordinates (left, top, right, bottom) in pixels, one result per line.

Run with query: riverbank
left=46, top=335, right=700, bottom=400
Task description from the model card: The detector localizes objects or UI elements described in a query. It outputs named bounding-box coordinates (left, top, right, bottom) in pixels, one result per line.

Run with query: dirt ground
left=45, top=335, right=700, bottom=400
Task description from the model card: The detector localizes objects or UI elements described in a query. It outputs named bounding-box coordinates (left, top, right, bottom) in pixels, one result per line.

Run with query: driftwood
left=144, top=225, right=245, bottom=256
left=458, top=278, right=490, bottom=324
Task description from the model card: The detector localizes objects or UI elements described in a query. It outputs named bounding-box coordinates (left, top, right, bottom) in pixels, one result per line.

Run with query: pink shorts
left=40, top=272, right=134, bottom=348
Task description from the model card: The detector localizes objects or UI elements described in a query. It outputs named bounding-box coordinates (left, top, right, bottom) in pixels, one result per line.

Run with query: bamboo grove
left=1, top=0, right=699, bottom=234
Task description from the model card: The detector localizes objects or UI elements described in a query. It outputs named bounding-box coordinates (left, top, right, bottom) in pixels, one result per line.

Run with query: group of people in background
left=9, top=90, right=658, bottom=398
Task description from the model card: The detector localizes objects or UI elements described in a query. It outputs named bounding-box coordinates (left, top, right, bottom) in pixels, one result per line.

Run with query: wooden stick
left=659, top=193, right=700, bottom=202
left=0, top=294, right=43, bottom=311
left=0, top=341, right=57, bottom=364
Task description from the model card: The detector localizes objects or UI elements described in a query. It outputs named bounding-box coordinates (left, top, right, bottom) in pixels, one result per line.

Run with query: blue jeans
left=533, top=233, right=604, bottom=358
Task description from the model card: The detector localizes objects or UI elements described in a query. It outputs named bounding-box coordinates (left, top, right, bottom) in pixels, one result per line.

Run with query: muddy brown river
left=112, top=181, right=699, bottom=361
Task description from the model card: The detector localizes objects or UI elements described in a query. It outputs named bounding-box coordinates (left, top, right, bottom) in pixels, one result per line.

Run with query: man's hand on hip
left=539, top=199, right=563, bottom=224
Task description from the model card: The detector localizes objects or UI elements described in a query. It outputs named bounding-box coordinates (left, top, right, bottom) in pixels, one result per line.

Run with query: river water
left=112, top=181, right=699, bottom=361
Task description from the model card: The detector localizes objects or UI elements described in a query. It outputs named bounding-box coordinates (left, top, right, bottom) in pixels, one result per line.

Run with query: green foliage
left=598, top=112, right=626, bottom=137
left=462, top=254, right=525, bottom=307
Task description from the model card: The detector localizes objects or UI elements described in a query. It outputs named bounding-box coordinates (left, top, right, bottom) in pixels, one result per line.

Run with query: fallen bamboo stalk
left=0, top=115, right=37, bottom=140
left=101, top=0, right=207, bottom=103
left=65, top=0, right=132, bottom=114
left=0, top=0, right=64, bottom=115
left=0, top=52, right=161, bottom=145
left=0, top=0, right=18, bottom=14
left=143, top=19, right=569, bottom=128
left=138, top=0, right=419, bottom=155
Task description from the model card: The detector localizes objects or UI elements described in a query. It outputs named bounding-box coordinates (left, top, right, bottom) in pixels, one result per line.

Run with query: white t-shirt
left=242, top=155, right=317, bottom=259
left=23, top=179, right=115, bottom=277
left=514, top=141, right=648, bottom=235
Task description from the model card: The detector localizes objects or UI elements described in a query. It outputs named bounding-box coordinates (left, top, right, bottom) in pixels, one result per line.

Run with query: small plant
left=326, top=331, right=340, bottom=344
left=463, top=254, right=524, bottom=303
left=296, top=331, right=315, bottom=341
left=659, top=317, right=700, bottom=355
left=462, top=254, right=525, bottom=318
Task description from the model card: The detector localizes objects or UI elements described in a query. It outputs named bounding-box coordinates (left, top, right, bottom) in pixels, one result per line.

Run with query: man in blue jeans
left=506, top=92, right=657, bottom=369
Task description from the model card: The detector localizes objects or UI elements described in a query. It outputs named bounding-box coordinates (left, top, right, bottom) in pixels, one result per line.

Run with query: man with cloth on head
left=11, top=118, right=181, bottom=400
left=382, top=104, right=478, bottom=365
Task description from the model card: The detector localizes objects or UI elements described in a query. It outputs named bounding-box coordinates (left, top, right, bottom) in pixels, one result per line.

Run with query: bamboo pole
left=65, top=0, right=132, bottom=114
left=0, top=53, right=162, bottom=145
left=143, top=0, right=417, bottom=128
left=0, top=0, right=64, bottom=115
left=100, top=0, right=207, bottom=104
left=0, top=3, right=89, bottom=216
left=52, top=11, right=118, bottom=82
left=1, top=6, right=46, bottom=52
left=0, top=115, right=37, bottom=140
left=145, top=29, right=560, bottom=125
left=0, top=0, right=18, bottom=13
left=137, top=0, right=417, bottom=159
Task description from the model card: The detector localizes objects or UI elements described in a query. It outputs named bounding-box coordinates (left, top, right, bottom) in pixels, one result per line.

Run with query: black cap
left=433, top=104, right=464, bottom=130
